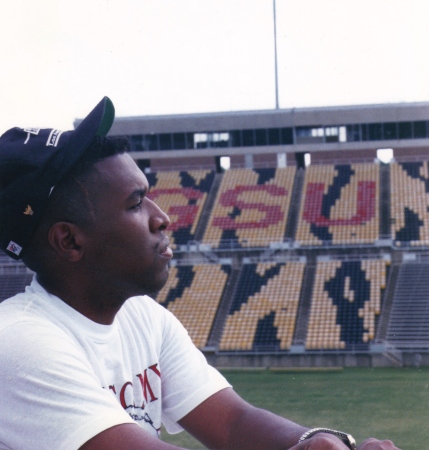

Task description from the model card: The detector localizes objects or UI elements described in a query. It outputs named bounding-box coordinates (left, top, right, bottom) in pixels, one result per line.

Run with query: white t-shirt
left=0, top=277, right=230, bottom=450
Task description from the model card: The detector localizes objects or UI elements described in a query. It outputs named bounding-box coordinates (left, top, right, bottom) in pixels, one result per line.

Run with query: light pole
left=273, top=0, right=279, bottom=109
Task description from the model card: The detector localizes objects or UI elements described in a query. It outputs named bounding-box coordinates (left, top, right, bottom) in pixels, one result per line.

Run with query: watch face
left=299, top=429, right=356, bottom=450
left=340, top=433, right=357, bottom=450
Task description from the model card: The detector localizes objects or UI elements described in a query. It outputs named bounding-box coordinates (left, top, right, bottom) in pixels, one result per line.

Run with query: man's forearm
left=224, top=404, right=308, bottom=450
left=179, top=388, right=308, bottom=450
left=179, top=389, right=399, bottom=450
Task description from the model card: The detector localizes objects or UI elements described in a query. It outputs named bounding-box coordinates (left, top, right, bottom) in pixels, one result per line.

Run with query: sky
left=1, top=0, right=429, bottom=134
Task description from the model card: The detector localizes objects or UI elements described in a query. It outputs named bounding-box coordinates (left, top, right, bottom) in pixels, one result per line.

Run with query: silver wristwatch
left=298, top=428, right=357, bottom=449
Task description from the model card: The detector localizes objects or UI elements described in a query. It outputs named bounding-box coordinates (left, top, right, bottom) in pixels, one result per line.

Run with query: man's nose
left=148, top=198, right=171, bottom=231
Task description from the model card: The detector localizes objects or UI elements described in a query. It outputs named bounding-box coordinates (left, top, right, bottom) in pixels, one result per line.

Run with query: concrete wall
left=204, top=352, right=429, bottom=369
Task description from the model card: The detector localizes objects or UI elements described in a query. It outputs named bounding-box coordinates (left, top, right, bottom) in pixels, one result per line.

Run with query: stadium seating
left=305, top=258, right=387, bottom=350
left=155, top=263, right=231, bottom=349
left=0, top=273, right=34, bottom=302
left=4, top=155, right=429, bottom=363
left=219, top=261, right=305, bottom=351
left=203, top=167, right=295, bottom=248
left=390, top=161, right=429, bottom=246
left=296, top=163, right=379, bottom=245
left=147, top=170, right=215, bottom=248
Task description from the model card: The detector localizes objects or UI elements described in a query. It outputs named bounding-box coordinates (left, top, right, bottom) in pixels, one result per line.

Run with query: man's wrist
left=298, top=428, right=357, bottom=449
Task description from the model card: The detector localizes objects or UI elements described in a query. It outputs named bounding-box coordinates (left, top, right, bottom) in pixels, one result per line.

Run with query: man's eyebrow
left=127, top=188, right=147, bottom=201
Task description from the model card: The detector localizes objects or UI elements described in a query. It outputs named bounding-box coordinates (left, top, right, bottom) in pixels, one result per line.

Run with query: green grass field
left=161, top=367, right=429, bottom=449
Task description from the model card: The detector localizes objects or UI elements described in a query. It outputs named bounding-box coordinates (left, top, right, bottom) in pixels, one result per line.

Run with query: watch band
left=298, top=428, right=357, bottom=449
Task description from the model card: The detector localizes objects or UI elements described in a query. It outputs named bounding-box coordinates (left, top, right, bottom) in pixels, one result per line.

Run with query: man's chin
left=133, top=267, right=169, bottom=297
left=138, top=273, right=170, bottom=298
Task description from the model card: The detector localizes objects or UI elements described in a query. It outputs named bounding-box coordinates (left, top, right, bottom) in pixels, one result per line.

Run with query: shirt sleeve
left=0, top=319, right=135, bottom=450
left=157, top=306, right=231, bottom=434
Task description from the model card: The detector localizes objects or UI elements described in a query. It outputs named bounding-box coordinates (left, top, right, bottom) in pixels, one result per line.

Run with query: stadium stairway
left=375, top=261, right=401, bottom=340
left=206, top=257, right=242, bottom=349
left=291, top=257, right=316, bottom=346
left=193, top=172, right=223, bottom=242
left=379, top=162, right=391, bottom=237
left=285, top=167, right=305, bottom=240
left=386, top=261, right=429, bottom=350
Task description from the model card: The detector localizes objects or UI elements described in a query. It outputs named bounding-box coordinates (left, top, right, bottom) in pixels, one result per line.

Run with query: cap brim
left=56, top=96, right=115, bottom=181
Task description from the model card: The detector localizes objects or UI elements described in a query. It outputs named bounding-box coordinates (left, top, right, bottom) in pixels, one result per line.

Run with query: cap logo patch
left=23, top=128, right=41, bottom=144
left=47, top=129, right=63, bottom=147
left=23, top=205, right=34, bottom=216
left=7, top=241, right=22, bottom=256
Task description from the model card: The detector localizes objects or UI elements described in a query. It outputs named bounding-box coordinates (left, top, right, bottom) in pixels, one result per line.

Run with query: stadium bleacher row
left=2, top=160, right=429, bottom=359
left=390, top=161, right=429, bottom=246
left=146, top=162, right=429, bottom=249
left=146, top=161, right=428, bottom=354
left=305, top=258, right=387, bottom=350
left=296, top=163, right=379, bottom=245
left=155, top=257, right=389, bottom=352
left=203, top=167, right=295, bottom=248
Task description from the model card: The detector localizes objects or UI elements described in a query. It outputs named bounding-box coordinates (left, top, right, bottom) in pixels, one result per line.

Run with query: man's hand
left=289, top=433, right=401, bottom=450
left=358, top=438, right=399, bottom=450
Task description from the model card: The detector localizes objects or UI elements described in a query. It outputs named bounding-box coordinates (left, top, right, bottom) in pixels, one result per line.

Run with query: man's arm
left=179, top=388, right=400, bottom=450
left=179, top=387, right=307, bottom=449
left=80, top=388, right=401, bottom=450
left=79, top=388, right=307, bottom=450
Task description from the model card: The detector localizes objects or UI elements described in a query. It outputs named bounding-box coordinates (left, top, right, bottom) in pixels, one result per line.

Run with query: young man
left=0, top=98, right=399, bottom=450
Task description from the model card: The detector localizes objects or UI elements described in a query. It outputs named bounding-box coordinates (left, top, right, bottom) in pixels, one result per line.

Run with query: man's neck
left=36, top=272, right=128, bottom=325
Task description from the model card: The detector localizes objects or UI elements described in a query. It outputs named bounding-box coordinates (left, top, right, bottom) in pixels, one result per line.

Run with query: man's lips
left=159, top=240, right=173, bottom=259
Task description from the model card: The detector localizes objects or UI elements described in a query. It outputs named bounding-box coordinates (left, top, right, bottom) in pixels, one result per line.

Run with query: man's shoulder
left=122, top=294, right=167, bottom=315
left=0, top=284, right=75, bottom=349
left=119, top=295, right=182, bottom=339
left=0, top=290, right=40, bottom=328
left=0, top=295, right=73, bottom=367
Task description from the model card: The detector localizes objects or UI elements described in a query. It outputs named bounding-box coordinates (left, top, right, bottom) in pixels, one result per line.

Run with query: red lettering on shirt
left=148, top=363, right=161, bottom=378
left=137, top=370, right=158, bottom=404
left=119, top=381, right=133, bottom=408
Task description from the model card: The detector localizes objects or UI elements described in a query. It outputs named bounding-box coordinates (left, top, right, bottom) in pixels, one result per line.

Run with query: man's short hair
left=21, top=135, right=129, bottom=271
left=40, top=135, right=130, bottom=227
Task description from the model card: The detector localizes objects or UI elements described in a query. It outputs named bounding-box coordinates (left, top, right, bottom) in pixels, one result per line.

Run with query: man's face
left=82, top=153, right=172, bottom=298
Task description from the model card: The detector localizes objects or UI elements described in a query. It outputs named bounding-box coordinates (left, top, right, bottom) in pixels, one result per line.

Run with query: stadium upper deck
left=75, top=102, right=429, bottom=170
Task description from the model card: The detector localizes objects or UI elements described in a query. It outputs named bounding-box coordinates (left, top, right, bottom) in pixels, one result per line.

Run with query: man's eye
left=132, top=200, right=143, bottom=210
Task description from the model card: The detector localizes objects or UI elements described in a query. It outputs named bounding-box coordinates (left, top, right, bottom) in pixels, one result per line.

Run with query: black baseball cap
left=0, top=96, right=115, bottom=260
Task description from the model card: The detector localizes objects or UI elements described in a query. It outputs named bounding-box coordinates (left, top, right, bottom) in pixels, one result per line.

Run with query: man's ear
left=47, top=222, right=85, bottom=262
